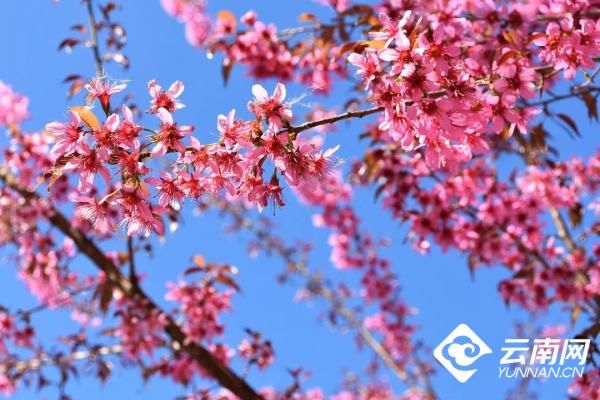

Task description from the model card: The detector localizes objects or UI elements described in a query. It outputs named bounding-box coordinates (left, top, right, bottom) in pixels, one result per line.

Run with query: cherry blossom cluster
left=2, top=131, right=95, bottom=313
left=352, top=147, right=600, bottom=312
left=161, top=0, right=212, bottom=47
left=347, top=3, right=600, bottom=171
left=237, top=329, right=274, bottom=371
left=184, top=381, right=401, bottom=400
left=256, top=385, right=400, bottom=400
left=214, top=10, right=349, bottom=94
left=111, top=297, right=168, bottom=359
left=211, top=11, right=297, bottom=81
left=569, top=369, right=600, bottom=400
left=534, top=16, right=600, bottom=80
left=0, top=81, right=28, bottom=127
left=162, top=4, right=351, bottom=94
left=0, top=312, right=36, bottom=396
left=294, top=166, right=416, bottom=377
left=164, top=344, right=237, bottom=387
left=42, top=78, right=339, bottom=237
left=165, top=279, right=232, bottom=344
left=110, top=293, right=235, bottom=386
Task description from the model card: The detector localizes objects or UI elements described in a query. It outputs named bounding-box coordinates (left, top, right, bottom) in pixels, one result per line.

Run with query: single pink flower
left=85, top=77, right=126, bottom=113
left=148, top=80, right=185, bottom=113
left=145, top=172, right=185, bottom=211
left=75, top=195, right=112, bottom=233
left=152, top=108, right=194, bottom=157
left=115, top=105, right=142, bottom=149
left=247, top=83, right=292, bottom=128
left=46, top=110, right=85, bottom=156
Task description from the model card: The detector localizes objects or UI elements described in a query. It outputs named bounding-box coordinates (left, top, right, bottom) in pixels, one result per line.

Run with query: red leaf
left=62, top=74, right=83, bottom=83
left=581, top=92, right=598, bottom=121
left=298, top=13, right=318, bottom=23
left=67, top=80, right=85, bottom=99
left=556, top=113, right=580, bottom=137
left=70, top=24, right=86, bottom=33
left=58, top=38, right=80, bottom=52
left=222, top=62, right=234, bottom=86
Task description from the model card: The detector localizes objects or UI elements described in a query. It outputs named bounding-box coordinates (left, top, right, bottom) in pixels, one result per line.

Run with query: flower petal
left=251, top=84, right=269, bottom=102
left=157, top=107, right=173, bottom=125
left=273, top=83, right=286, bottom=102
left=148, top=80, right=161, bottom=97
left=167, top=80, right=184, bottom=98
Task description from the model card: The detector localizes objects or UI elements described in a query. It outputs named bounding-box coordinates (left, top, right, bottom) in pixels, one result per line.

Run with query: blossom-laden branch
left=0, top=166, right=264, bottom=400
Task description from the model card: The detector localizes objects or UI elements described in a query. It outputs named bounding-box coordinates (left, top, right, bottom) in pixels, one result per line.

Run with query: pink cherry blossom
left=45, top=110, right=85, bottom=155
left=148, top=80, right=186, bottom=113
left=0, top=81, right=28, bottom=127
left=84, top=77, right=126, bottom=113
left=145, top=172, right=185, bottom=210
left=152, top=107, right=194, bottom=157
left=247, top=83, right=292, bottom=128
left=75, top=195, right=112, bottom=232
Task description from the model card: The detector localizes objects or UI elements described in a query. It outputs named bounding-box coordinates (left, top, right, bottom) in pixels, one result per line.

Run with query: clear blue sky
left=0, top=1, right=595, bottom=399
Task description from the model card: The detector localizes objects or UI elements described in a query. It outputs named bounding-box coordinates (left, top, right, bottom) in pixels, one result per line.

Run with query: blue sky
left=0, top=1, right=596, bottom=399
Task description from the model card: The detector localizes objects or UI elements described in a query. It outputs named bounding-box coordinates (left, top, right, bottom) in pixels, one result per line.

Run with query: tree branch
left=0, top=167, right=263, bottom=400
left=127, top=236, right=139, bottom=289
left=548, top=207, right=578, bottom=252
left=525, top=86, right=600, bottom=107
left=285, top=106, right=383, bottom=138
left=2, top=344, right=123, bottom=375
left=85, top=0, right=104, bottom=77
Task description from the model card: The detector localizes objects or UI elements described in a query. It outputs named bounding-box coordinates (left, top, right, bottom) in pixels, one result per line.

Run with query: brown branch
left=536, top=9, right=600, bottom=21
left=285, top=106, right=383, bottom=138
left=548, top=207, right=578, bottom=252
left=126, top=236, right=139, bottom=289
left=277, top=24, right=324, bottom=40
left=135, top=106, right=384, bottom=160
left=525, top=86, right=600, bottom=107
left=0, top=167, right=263, bottom=400
left=85, top=0, right=104, bottom=77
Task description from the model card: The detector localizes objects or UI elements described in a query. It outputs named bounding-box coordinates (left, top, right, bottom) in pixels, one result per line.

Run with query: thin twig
left=15, top=284, right=96, bottom=319
left=85, top=0, right=104, bottom=77
left=526, top=87, right=600, bottom=107
left=548, top=207, right=577, bottom=252
left=1, top=344, right=123, bottom=374
left=285, top=106, right=383, bottom=138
